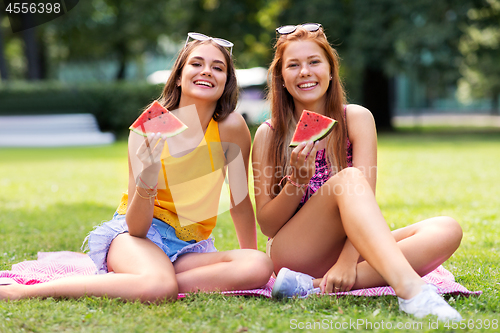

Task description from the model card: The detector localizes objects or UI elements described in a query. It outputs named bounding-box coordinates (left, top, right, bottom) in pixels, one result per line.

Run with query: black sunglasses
left=276, top=23, right=322, bottom=35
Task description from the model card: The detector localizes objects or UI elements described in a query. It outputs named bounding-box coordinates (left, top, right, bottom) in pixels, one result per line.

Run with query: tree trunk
left=115, top=42, right=127, bottom=80
left=491, top=91, right=499, bottom=116
left=38, top=34, right=47, bottom=79
left=361, top=67, right=393, bottom=131
left=116, top=58, right=126, bottom=80
left=0, top=24, right=8, bottom=80
left=22, top=15, right=41, bottom=80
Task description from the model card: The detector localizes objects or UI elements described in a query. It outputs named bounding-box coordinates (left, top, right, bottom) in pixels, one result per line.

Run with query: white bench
left=0, top=114, right=115, bottom=147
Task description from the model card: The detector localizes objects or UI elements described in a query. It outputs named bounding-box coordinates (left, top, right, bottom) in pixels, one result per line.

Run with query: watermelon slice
left=129, top=101, right=187, bottom=137
left=289, top=110, right=337, bottom=147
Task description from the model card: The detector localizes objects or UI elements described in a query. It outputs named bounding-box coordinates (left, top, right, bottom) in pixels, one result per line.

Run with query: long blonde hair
left=267, top=26, right=348, bottom=197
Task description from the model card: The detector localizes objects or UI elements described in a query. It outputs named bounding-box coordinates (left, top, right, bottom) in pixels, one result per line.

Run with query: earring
left=330, top=75, right=332, bottom=80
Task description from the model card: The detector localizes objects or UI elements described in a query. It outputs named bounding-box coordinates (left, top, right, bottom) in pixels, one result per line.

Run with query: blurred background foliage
left=0, top=0, right=499, bottom=132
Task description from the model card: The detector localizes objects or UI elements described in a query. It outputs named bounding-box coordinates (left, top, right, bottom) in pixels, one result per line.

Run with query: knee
left=338, top=166, right=364, bottom=178
left=324, top=167, right=368, bottom=197
left=138, top=276, right=178, bottom=303
left=424, top=216, right=462, bottom=252
left=238, top=250, right=274, bottom=287
left=328, top=167, right=366, bottom=186
left=439, top=216, right=463, bottom=246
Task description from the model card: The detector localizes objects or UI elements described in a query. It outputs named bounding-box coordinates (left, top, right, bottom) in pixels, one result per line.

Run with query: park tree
left=0, top=14, right=8, bottom=80
left=165, top=0, right=275, bottom=68
left=277, top=0, right=473, bottom=130
left=458, top=0, right=500, bottom=114
left=21, top=16, right=44, bottom=80
left=0, top=11, right=46, bottom=80
left=53, top=0, right=172, bottom=80
left=2, top=0, right=499, bottom=121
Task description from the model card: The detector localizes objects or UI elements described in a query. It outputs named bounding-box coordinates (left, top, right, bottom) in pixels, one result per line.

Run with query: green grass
left=1, top=131, right=499, bottom=332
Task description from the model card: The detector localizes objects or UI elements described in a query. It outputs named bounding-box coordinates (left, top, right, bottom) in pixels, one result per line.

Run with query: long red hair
left=267, top=26, right=348, bottom=197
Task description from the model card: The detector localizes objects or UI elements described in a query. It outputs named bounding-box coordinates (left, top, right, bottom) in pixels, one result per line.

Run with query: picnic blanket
left=0, top=251, right=482, bottom=298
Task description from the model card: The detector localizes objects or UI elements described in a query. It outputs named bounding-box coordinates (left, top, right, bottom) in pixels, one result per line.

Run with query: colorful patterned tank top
left=264, top=107, right=353, bottom=209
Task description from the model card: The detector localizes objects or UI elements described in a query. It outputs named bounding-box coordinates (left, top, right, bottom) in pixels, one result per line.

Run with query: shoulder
left=252, top=121, right=274, bottom=161
left=218, top=112, right=249, bottom=138
left=345, top=104, right=376, bottom=142
left=345, top=104, right=374, bottom=123
left=253, top=120, right=273, bottom=145
left=345, top=105, right=376, bottom=130
left=218, top=112, right=247, bottom=132
left=218, top=112, right=251, bottom=146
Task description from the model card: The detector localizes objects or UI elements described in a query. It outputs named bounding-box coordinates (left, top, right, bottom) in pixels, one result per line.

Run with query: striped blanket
left=0, top=251, right=481, bottom=298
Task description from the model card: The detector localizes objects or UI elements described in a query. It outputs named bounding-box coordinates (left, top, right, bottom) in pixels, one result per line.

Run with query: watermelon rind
left=289, top=122, right=337, bottom=147
left=129, top=101, right=188, bottom=138
left=289, top=110, right=338, bottom=147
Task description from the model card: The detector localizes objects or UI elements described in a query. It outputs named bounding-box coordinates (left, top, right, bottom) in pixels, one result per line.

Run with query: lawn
left=0, top=130, right=499, bottom=332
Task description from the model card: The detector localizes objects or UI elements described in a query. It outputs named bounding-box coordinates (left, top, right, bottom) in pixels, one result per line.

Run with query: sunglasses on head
left=276, top=23, right=322, bottom=35
left=185, top=32, right=234, bottom=56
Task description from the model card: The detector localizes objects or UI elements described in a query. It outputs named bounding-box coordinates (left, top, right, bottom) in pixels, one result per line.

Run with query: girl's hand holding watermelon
left=136, top=132, right=166, bottom=188
left=288, top=140, right=317, bottom=186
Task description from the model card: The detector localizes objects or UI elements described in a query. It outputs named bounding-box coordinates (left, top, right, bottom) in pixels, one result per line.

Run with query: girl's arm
left=126, top=132, right=166, bottom=238
left=219, top=113, right=258, bottom=249
left=252, top=123, right=317, bottom=238
left=346, top=104, right=377, bottom=193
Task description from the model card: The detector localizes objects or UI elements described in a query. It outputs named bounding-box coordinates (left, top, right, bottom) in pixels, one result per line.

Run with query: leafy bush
left=0, top=81, right=164, bottom=137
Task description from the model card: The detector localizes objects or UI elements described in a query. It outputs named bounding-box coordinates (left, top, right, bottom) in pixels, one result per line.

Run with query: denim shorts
left=83, top=213, right=217, bottom=274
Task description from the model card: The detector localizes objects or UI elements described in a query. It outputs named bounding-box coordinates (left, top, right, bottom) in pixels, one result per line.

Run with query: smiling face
left=177, top=43, right=228, bottom=106
left=281, top=40, right=331, bottom=115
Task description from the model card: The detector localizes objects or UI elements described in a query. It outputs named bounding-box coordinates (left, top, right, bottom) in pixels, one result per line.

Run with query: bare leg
left=1, top=237, right=273, bottom=302
left=0, top=233, right=178, bottom=303
left=316, top=216, right=462, bottom=290
left=271, top=167, right=461, bottom=299
left=173, top=249, right=274, bottom=293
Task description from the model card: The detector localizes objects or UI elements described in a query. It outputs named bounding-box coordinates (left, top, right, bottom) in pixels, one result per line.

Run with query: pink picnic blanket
left=0, top=251, right=481, bottom=298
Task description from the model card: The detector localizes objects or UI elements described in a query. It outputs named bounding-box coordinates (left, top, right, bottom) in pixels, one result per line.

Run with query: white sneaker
left=272, top=267, right=320, bottom=299
left=398, top=284, right=462, bottom=321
